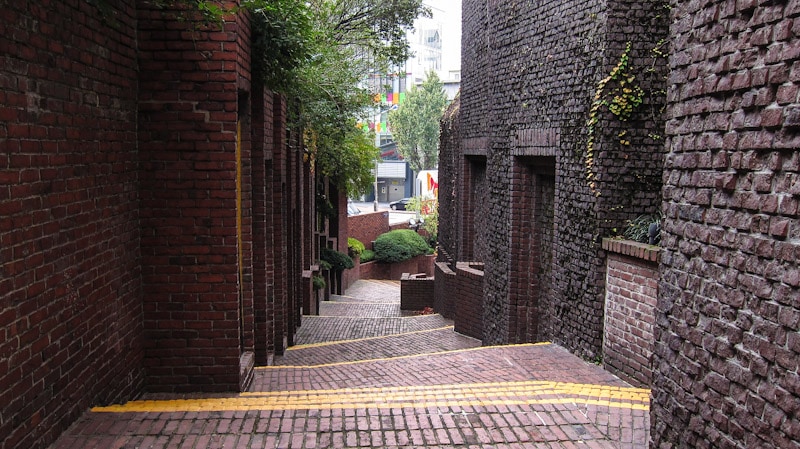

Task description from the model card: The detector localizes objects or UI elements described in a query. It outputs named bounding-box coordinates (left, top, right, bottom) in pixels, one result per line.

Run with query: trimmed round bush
left=374, top=229, right=431, bottom=263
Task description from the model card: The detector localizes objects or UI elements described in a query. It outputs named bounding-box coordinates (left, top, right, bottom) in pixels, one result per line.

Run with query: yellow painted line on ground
left=260, top=342, right=552, bottom=369
left=287, top=326, right=457, bottom=350
left=92, top=380, right=649, bottom=413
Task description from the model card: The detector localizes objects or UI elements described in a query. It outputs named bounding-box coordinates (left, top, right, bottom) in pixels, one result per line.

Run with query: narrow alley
left=51, top=281, right=649, bottom=448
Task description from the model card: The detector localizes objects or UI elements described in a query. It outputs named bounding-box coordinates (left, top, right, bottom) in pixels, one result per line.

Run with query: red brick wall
left=348, top=211, right=390, bottom=249
left=137, top=4, right=252, bottom=392
left=0, top=2, right=144, bottom=449
left=358, top=254, right=434, bottom=281
left=601, top=239, right=659, bottom=388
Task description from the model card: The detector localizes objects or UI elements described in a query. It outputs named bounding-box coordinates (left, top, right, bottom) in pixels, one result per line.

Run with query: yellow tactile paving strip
left=92, top=380, right=649, bottom=413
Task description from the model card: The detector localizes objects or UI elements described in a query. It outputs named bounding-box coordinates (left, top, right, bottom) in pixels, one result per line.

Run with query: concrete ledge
left=239, top=351, right=254, bottom=392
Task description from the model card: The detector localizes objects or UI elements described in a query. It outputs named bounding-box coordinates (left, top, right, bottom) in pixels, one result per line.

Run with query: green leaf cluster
left=312, top=274, right=326, bottom=290
left=624, top=213, right=661, bottom=245
left=374, top=229, right=431, bottom=263
left=388, top=72, right=448, bottom=172
left=347, top=237, right=366, bottom=258
left=321, top=247, right=355, bottom=271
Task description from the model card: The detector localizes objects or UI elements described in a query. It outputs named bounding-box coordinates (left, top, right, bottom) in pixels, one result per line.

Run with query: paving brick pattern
left=50, top=280, right=649, bottom=448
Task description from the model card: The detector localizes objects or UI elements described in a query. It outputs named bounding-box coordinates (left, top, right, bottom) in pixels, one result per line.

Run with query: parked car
left=389, top=198, right=411, bottom=210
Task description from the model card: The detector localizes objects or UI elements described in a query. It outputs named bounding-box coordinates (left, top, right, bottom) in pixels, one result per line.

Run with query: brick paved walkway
left=51, top=280, right=650, bottom=448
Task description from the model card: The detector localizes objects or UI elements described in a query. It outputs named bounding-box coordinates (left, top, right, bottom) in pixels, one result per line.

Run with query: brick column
left=137, top=5, right=251, bottom=392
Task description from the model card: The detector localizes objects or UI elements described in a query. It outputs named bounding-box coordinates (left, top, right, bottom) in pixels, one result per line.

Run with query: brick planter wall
left=601, top=238, right=659, bottom=388
left=400, top=274, right=435, bottom=310
left=358, top=254, right=435, bottom=281
left=454, top=263, right=485, bottom=340
left=433, top=261, right=457, bottom=319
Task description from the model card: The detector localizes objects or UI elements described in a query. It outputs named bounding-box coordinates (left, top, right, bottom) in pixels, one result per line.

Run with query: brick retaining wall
left=358, top=255, right=435, bottom=281
left=433, top=261, right=457, bottom=319
left=602, top=239, right=659, bottom=388
left=348, top=211, right=390, bottom=249
left=400, top=274, right=435, bottom=310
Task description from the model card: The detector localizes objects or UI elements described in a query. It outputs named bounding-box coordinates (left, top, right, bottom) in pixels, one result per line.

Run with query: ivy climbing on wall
left=585, top=42, right=644, bottom=196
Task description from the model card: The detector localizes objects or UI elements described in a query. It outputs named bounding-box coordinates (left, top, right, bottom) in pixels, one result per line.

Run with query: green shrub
left=312, top=275, right=326, bottom=290
left=317, top=259, right=332, bottom=271
left=360, top=249, right=375, bottom=263
left=624, top=213, right=661, bottom=245
left=374, top=229, right=431, bottom=263
left=347, top=237, right=365, bottom=258
left=321, top=247, right=354, bottom=271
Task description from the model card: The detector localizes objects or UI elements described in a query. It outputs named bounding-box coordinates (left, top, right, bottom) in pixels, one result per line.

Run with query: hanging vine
left=585, top=42, right=644, bottom=196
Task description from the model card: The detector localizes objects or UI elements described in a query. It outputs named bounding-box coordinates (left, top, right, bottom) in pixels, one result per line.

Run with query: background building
left=362, top=0, right=461, bottom=202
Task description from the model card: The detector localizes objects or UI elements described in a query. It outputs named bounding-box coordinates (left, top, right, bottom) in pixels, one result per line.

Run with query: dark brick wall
left=602, top=239, right=659, bottom=388
left=0, top=2, right=144, bottom=448
left=433, top=261, right=457, bottom=319
left=652, top=1, right=800, bottom=447
left=137, top=3, right=253, bottom=392
left=453, top=263, right=484, bottom=340
left=400, top=274, right=434, bottom=310
left=1, top=1, right=312, bottom=447
left=437, top=95, right=461, bottom=261
left=445, top=0, right=669, bottom=355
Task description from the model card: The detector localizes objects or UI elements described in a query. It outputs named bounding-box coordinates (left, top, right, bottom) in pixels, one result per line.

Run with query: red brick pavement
left=50, top=280, right=649, bottom=448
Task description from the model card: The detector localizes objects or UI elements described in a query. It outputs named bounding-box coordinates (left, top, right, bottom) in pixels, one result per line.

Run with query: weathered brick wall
left=652, top=1, right=800, bottom=447
left=451, top=0, right=669, bottom=355
left=437, top=96, right=461, bottom=261
left=602, top=239, right=659, bottom=388
left=0, top=2, right=144, bottom=448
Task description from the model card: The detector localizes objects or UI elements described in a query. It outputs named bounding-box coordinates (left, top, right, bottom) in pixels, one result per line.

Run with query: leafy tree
left=253, top=0, right=429, bottom=195
left=388, top=71, right=448, bottom=172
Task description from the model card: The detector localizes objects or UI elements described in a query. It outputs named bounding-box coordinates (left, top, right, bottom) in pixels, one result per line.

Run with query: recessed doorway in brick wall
left=509, top=156, right=555, bottom=344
